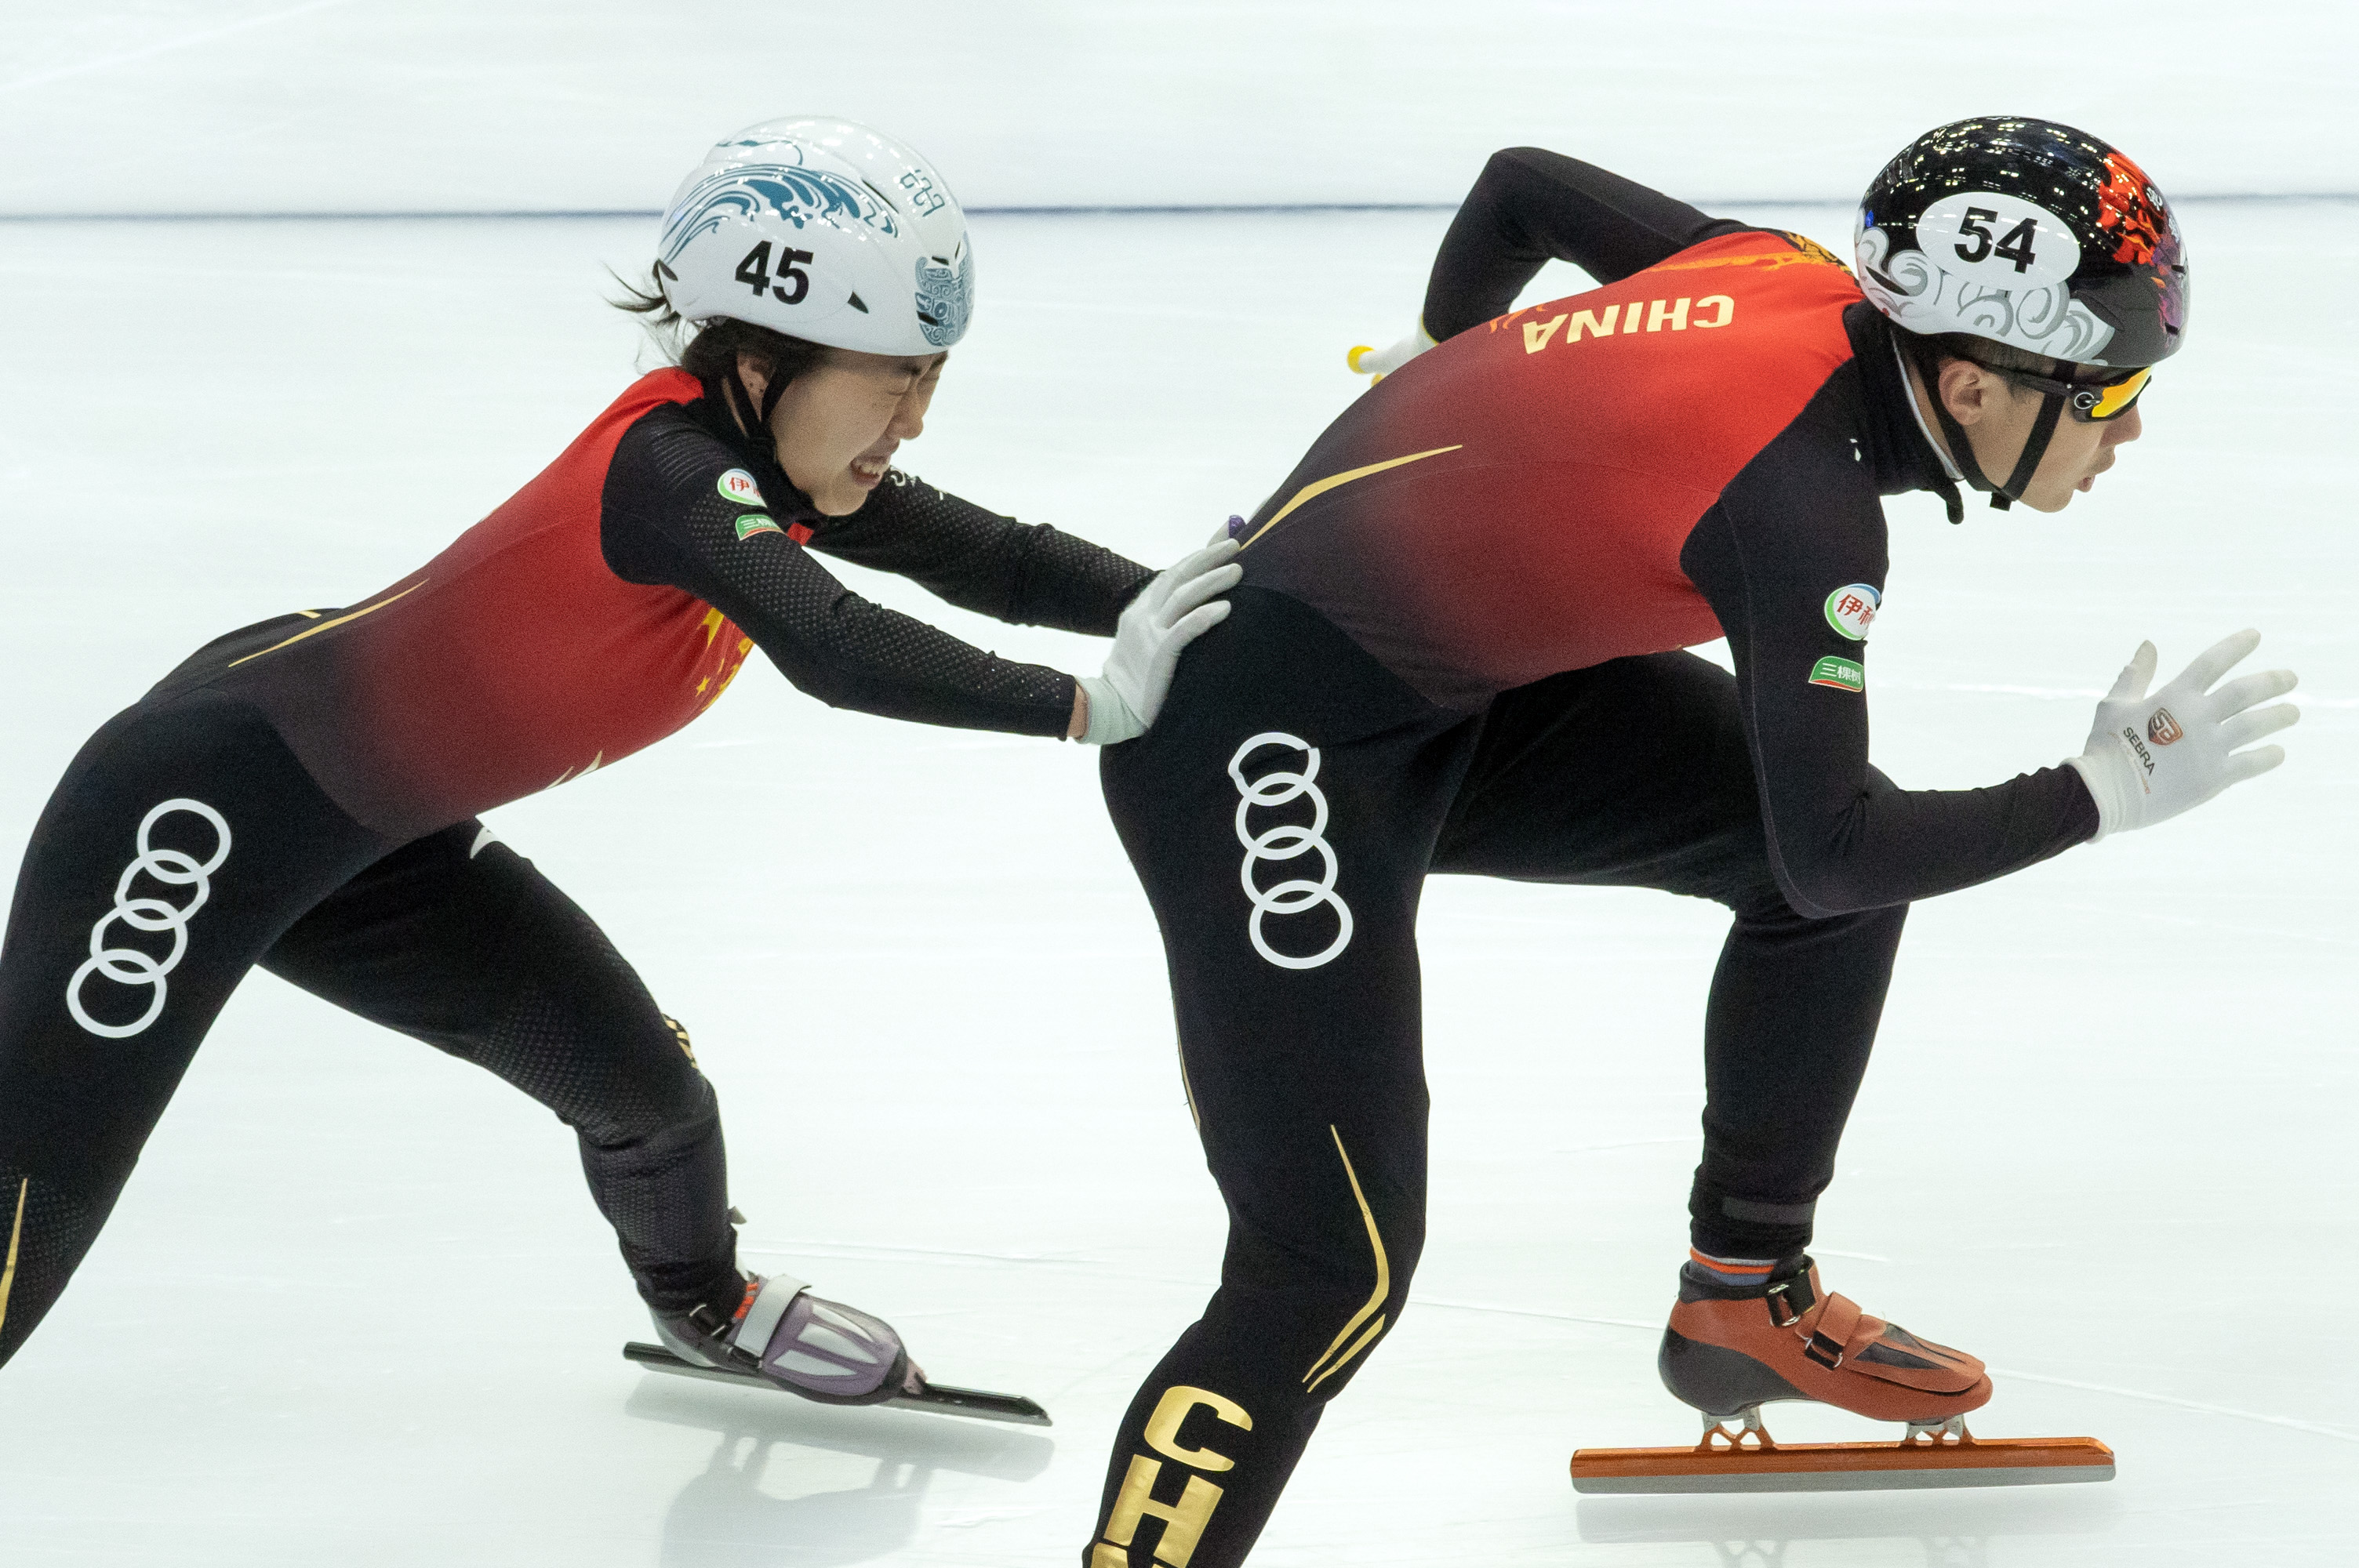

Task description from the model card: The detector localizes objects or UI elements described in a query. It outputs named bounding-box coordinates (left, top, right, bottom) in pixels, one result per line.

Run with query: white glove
left=1346, top=319, right=1438, bottom=384
left=2065, top=629, right=2299, bottom=840
left=1077, top=538, right=1243, bottom=745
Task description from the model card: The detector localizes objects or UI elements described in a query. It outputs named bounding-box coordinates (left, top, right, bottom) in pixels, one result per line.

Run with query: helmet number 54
left=735, top=241, right=815, bottom=305
left=1954, top=207, right=2039, bottom=274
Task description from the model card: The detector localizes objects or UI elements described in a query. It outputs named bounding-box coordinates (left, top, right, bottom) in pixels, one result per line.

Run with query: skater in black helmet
left=1078, top=118, right=2297, bottom=1564
left=0, top=118, right=1240, bottom=1413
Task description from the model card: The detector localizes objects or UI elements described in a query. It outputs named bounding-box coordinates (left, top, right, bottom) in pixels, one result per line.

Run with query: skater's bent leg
left=0, top=694, right=387, bottom=1366
left=1090, top=590, right=1468, bottom=1567
left=262, top=826, right=737, bottom=1315
left=1688, top=879, right=1906, bottom=1261
left=1431, top=652, right=1911, bottom=1260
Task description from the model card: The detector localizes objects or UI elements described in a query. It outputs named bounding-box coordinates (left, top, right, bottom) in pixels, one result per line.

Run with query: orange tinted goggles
left=1990, top=363, right=2153, bottom=423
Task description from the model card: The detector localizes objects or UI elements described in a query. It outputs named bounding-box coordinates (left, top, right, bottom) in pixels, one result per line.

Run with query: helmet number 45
left=735, top=241, right=814, bottom=305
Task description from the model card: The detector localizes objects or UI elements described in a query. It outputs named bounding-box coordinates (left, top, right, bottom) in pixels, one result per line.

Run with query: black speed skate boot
left=652, top=1269, right=924, bottom=1406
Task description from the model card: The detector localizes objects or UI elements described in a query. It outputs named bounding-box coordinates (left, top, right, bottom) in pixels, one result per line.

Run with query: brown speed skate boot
left=1658, top=1254, right=1990, bottom=1431
left=1568, top=1255, right=2113, bottom=1493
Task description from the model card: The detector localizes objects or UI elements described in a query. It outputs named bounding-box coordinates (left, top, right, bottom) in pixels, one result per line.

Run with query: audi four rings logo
left=1230, top=732, right=1354, bottom=971
left=67, top=798, right=232, bottom=1040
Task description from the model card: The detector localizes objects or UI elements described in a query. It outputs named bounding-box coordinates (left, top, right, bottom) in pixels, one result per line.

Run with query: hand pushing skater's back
left=0, top=118, right=1239, bottom=1421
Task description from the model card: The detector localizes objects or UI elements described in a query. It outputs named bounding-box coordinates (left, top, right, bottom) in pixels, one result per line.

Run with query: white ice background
left=1, top=6, right=2356, bottom=1566
left=1, top=2, right=2355, bottom=212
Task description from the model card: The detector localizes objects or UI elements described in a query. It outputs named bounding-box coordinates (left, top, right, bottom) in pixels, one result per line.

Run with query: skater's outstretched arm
left=1421, top=147, right=1754, bottom=341
left=602, top=408, right=1236, bottom=744
left=602, top=406, right=1080, bottom=737
left=805, top=470, right=1154, bottom=637
left=1680, top=433, right=2100, bottom=919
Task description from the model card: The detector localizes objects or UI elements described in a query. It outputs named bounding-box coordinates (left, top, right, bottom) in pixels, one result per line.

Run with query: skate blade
left=1570, top=1436, right=2114, bottom=1494
left=621, top=1341, right=1052, bottom=1426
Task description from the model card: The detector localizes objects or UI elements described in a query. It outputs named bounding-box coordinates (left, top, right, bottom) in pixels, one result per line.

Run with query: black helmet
left=1856, top=117, right=2188, bottom=370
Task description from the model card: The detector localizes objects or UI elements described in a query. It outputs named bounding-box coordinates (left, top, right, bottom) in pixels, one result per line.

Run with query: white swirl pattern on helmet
left=1230, top=733, right=1353, bottom=971
left=67, top=798, right=231, bottom=1040
left=1855, top=224, right=2115, bottom=361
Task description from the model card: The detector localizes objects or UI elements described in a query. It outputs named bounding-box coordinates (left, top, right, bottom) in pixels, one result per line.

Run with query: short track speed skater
left=623, top=1269, right=1049, bottom=1427
left=1569, top=1258, right=2112, bottom=1493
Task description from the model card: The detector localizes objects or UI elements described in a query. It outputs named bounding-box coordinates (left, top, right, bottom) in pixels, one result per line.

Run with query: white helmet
left=654, top=117, right=973, bottom=357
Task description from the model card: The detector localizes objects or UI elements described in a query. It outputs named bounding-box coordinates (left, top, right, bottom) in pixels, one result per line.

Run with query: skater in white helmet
left=0, top=118, right=1238, bottom=1418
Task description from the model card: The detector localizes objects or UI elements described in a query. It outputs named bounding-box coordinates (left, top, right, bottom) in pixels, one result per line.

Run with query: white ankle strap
left=731, top=1272, right=810, bottom=1357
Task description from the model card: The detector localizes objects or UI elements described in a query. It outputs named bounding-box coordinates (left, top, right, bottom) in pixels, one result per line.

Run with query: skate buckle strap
left=1803, top=1292, right=1865, bottom=1370
left=682, top=1283, right=753, bottom=1348
left=1764, top=1270, right=1818, bottom=1330
left=729, top=1272, right=812, bottom=1364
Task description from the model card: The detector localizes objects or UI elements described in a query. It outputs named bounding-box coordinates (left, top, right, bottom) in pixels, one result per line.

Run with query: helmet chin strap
left=722, top=361, right=794, bottom=448
left=1989, top=390, right=2064, bottom=510
left=1905, top=337, right=2065, bottom=514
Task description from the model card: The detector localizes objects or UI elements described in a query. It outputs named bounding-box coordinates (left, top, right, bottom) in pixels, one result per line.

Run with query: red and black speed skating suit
left=0, top=367, right=1150, bottom=1368
left=1083, top=149, right=2100, bottom=1568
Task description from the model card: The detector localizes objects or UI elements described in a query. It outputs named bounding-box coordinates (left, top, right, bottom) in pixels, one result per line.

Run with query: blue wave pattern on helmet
left=660, top=163, right=900, bottom=266
left=913, top=251, right=973, bottom=347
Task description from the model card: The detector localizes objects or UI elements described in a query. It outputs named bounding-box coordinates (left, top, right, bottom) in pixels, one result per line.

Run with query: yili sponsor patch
left=718, top=468, right=766, bottom=507
left=1823, top=583, right=1880, bottom=641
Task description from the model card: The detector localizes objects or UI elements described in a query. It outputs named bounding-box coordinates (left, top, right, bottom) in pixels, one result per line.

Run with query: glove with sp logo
left=2066, top=629, right=2299, bottom=840
left=1346, top=319, right=1438, bottom=385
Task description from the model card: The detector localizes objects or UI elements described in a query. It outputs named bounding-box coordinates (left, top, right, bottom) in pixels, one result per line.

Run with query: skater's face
left=1921, top=356, right=2146, bottom=514
left=746, top=348, right=949, bottom=516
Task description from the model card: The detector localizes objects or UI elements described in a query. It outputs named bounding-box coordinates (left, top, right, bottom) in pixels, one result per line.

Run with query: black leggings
left=0, top=689, right=736, bottom=1368
left=1084, top=590, right=1906, bottom=1567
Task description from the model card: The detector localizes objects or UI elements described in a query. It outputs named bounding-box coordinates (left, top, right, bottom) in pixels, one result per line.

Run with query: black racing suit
left=0, top=371, right=1150, bottom=1369
left=1081, top=149, right=2098, bottom=1566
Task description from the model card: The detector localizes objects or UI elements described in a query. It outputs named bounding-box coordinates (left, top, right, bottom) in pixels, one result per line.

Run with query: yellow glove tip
left=1347, top=345, right=1375, bottom=373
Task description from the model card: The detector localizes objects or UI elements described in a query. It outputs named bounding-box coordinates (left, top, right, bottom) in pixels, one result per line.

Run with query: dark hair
left=1902, top=327, right=2069, bottom=379
left=612, top=266, right=831, bottom=429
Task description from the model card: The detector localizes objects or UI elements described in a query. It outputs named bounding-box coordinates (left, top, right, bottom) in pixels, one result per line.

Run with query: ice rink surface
left=0, top=201, right=2352, bottom=1565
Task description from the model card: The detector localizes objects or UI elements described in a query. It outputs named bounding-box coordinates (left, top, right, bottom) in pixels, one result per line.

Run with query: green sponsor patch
left=1808, top=655, right=1865, bottom=692
left=734, top=514, right=783, bottom=541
